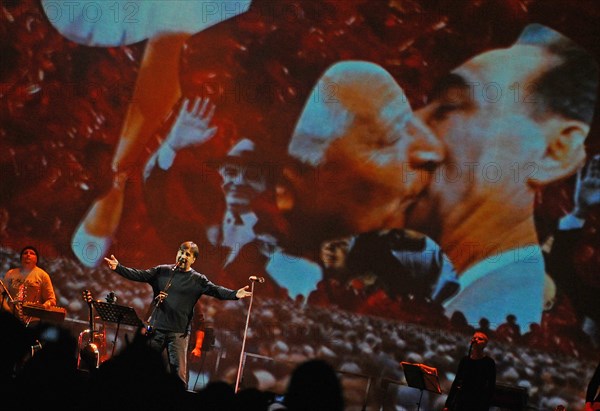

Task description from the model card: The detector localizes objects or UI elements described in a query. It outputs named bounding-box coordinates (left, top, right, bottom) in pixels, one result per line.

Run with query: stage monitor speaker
left=491, top=383, right=529, bottom=411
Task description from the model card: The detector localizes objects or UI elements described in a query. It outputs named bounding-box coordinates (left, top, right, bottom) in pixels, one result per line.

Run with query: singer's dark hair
left=180, top=241, right=200, bottom=259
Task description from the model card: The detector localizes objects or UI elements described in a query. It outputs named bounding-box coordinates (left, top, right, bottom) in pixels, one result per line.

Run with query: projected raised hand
left=40, top=1, right=252, bottom=267
left=165, top=97, right=217, bottom=151
left=143, top=97, right=218, bottom=178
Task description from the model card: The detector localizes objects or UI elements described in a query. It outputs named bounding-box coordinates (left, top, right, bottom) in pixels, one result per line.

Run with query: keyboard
left=22, top=303, right=67, bottom=323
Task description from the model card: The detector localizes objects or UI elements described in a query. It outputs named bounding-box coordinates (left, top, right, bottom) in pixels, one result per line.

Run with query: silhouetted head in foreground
left=284, top=359, right=344, bottom=411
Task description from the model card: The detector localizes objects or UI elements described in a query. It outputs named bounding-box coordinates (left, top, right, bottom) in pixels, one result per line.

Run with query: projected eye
left=220, top=165, right=241, bottom=179
left=432, top=102, right=460, bottom=121
left=242, top=169, right=263, bottom=183
left=429, top=81, right=472, bottom=122
left=383, top=132, right=402, bottom=145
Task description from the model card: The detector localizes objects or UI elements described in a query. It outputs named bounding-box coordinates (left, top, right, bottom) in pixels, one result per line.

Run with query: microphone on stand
left=249, top=276, right=265, bottom=283
left=174, top=258, right=185, bottom=270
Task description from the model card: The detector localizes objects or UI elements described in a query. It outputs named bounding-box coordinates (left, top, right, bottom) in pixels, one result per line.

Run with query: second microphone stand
left=234, top=278, right=259, bottom=393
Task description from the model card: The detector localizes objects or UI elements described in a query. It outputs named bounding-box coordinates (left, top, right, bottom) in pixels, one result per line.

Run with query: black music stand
left=401, top=362, right=442, bottom=411
left=92, top=301, right=142, bottom=357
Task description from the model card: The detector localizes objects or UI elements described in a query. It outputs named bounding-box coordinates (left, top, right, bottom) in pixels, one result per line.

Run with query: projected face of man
left=220, top=163, right=267, bottom=213
left=410, top=41, right=591, bottom=270
left=320, top=237, right=353, bottom=270
left=219, top=139, right=268, bottom=215
left=283, top=61, right=445, bottom=241
left=319, top=113, right=442, bottom=234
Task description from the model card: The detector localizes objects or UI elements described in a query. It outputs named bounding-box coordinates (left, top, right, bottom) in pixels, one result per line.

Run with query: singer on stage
left=443, top=331, right=496, bottom=411
left=104, top=241, right=252, bottom=387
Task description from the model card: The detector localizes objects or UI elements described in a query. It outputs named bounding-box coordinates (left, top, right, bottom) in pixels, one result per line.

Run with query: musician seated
left=1, top=246, right=57, bottom=324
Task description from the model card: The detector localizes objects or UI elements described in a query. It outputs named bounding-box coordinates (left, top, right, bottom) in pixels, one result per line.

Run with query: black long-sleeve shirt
left=587, top=362, right=600, bottom=403
left=114, top=263, right=238, bottom=333
left=445, top=355, right=496, bottom=411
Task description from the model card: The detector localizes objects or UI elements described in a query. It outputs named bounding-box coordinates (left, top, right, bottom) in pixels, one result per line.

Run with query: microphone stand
left=235, top=279, right=257, bottom=393
left=145, top=262, right=179, bottom=334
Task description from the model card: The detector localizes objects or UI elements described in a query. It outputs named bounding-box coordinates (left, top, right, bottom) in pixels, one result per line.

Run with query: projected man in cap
left=142, top=104, right=322, bottom=301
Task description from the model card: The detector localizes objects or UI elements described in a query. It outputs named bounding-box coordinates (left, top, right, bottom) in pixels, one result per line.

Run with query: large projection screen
left=2, top=1, right=600, bottom=410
